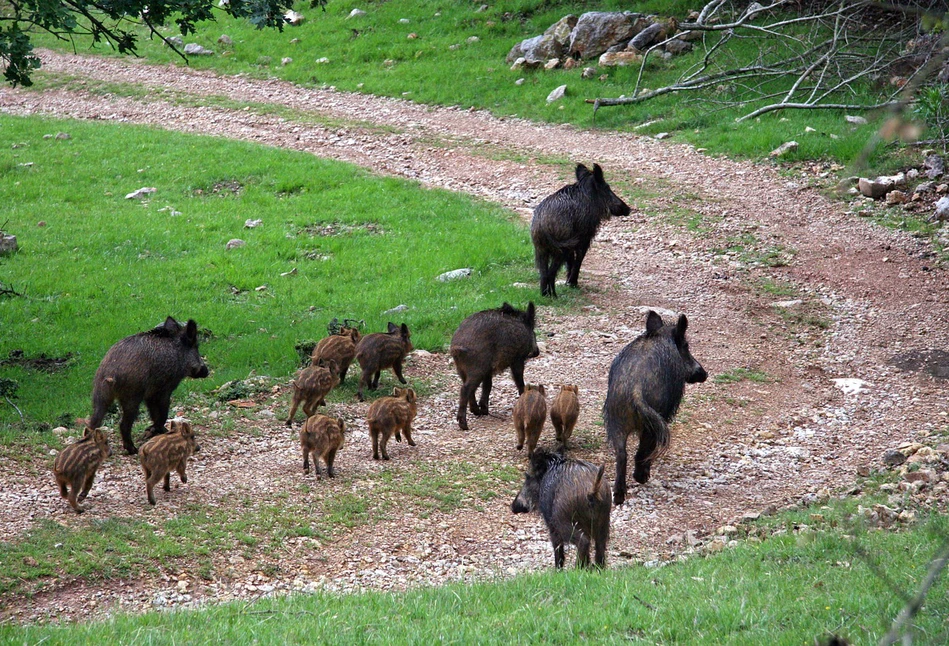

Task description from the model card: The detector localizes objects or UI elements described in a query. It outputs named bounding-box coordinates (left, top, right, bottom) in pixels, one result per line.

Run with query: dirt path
left=2, top=50, right=948, bottom=623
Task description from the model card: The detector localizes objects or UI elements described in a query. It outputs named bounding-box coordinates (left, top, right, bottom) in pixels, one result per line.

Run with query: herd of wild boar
left=53, top=164, right=709, bottom=569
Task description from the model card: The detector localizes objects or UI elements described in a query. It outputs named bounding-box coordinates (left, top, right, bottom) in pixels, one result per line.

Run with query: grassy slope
left=0, top=114, right=537, bottom=434
left=27, top=0, right=887, bottom=165
left=3, top=500, right=948, bottom=644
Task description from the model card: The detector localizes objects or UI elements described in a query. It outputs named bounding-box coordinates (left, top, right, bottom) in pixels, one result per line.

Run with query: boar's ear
left=592, top=163, right=604, bottom=183
left=675, top=314, right=689, bottom=343
left=400, top=323, right=410, bottom=338
left=526, top=302, right=536, bottom=328
left=338, top=419, right=346, bottom=433
left=645, top=310, right=664, bottom=335
left=406, top=389, right=417, bottom=403
left=537, top=384, right=546, bottom=396
left=574, top=163, right=590, bottom=182
left=183, top=319, right=199, bottom=347
left=162, top=316, right=180, bottom=332
left=386, top=322, right=399, bottom=334
left=499, top=302, right=515, bottom=315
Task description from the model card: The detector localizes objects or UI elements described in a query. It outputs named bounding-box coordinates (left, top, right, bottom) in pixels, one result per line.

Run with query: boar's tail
left=588, top=465, right=606, bottom=504
left=632, top=390, right=670, bottom=463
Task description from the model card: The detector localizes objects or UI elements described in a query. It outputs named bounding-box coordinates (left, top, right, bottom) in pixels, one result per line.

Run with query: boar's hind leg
left=551, top=537, right=566, bottom=569
left=456, top=382, right=473, bottom=430
left=303, top=449, right=310, bottom=473
left=370, top=370, right=381, bottom=390
left=612, top=433, right=629, bottom=506
left=575, top=533, right=592, bottom=569
left=632, top=431, right=657, bottom=485
left=163, top=472, right=172, bottom=492
left=57, top=476, right=69, bottom=499
left=594, top=533, right=607, bottom=569
left=176, top=460, right=188, bottom=484
left=326, top=449, right=337, bottom=478
left=119, top=397, right=144, bottom=455
left=67, top=484, right=83, bottom=513
left=78, top=471, right=96, bottom=502
left=565, top=241, right=591, bottom=287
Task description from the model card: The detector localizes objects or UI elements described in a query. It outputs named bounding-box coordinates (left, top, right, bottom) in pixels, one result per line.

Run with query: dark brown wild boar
left=355, top=323, right=413, bottom=401
left=286, top=359, right=340, bottom=426
left=531, top=163, right=630, bottom=298
left=450, top=302, right=540, bottom=430
left=513, top=384, right=547, bottom=455
left=53, top=427, right=112, bottom=513
left=366, top=387, right=417, bottom=460
left=88, top=317, right=210, bottom=455
left=604, top=311, right=707, bottom=503
left=139, top=419, right=200, bottom=506
left=311, top=327, right=361, bottom=384
left=300, top=414, right=346, bottom=478
left=550, top=384, right=580, bottom=447
left=512, top=450, right=611, bottom=569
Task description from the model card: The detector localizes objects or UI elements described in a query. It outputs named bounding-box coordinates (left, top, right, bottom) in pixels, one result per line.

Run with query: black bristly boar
left=513, top=384, right=547, bottom=455
left=530, top=163, right=631, bottom=298
left=286, top=359, right=340, bottom=426
left=139, top=419, right=200, bottom=506
left=88, top=317, right=209, bottom=455
left=603, top=310, right=707, bottom=504
left=311, top=327, right=361, bottom=384
left=355, top=323, right=414, bottom=401
left=511, top=450, right=611, bottom=569
left=449, top=302, right=540, bottom=431
left=300, top=414, right=346, bottom=478
left=550, top=384, right=580, bottom=447
left=366, top=387, right=417, bottom=460
left=53, top=427, right=112, bottom=514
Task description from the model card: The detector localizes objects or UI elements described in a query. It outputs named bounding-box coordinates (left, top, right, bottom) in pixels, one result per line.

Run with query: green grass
left=0, top=114, right=542, bottom=438
left=713, top=368, right=773, bottom=385
left=25, top=0, right=893, bottom=167
left=4, top=499, right=948, bottom=644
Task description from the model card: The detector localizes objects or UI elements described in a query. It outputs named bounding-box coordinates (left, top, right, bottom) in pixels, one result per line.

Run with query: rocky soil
left=2, top=50, right=948, bottom=624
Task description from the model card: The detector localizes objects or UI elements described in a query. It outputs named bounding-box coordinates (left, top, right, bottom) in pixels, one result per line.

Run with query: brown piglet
left=513, top=384, right=547, bottom=455
left=286, top=359, right=340, bottom=426
left=53, top=427, right=112, bottom=513
left=366, top=387, right=417, bottom=460
left=550, top=384, right=580, bottom=447
left=300, top=414, right=346, bottom=478
left=355, top=323, right=413, bottom=401
left=311, top=327, right=361, bottom=384
left=139, top=419, right=200, bottom=506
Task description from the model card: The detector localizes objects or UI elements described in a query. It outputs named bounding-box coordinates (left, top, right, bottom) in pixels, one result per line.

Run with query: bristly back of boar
left=530, top=163, right=630, bottom=298
left=88, top=317, right=209, bottom=455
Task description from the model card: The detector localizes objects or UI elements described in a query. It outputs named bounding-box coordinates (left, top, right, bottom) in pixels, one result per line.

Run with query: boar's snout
left=192, top=361, right=210, bottom=379
left=511, top=495, right=531, bottom=514
left=689, top=364, right=708, bottom=384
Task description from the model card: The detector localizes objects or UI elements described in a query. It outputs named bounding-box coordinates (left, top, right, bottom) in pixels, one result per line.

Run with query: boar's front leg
left=393, top=361, right=407, bottom=385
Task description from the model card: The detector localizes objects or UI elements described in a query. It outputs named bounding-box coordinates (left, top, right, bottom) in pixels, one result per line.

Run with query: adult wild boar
left=450, top=302, right=540, bottom=431
left=531, top=163, right=630, bottom=298
left=88, top=317, right=210, bottom=455
left=603, top=311, right=707, bottom=504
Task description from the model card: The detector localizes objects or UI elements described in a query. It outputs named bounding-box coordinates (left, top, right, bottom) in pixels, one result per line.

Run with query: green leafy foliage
left=0, top=0, right=326, bottom=86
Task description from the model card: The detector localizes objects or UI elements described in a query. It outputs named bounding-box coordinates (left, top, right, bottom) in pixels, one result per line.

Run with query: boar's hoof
left=407, top=438, right=416, bottom=447
left=124, top=445, right=139, bottom=456
left=395, top=433, right=402, bottom=443
left=457, top=417, right=469, bottom=431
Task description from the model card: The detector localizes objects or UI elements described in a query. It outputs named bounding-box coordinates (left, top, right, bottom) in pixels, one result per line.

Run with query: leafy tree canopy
left=0, top=0, right=325, bottom=86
